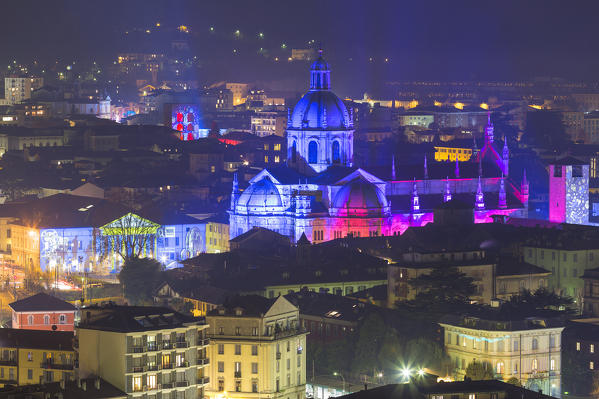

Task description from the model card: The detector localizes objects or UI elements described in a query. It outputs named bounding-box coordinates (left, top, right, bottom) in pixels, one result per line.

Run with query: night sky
left=4, top=0, right=599, bottom=92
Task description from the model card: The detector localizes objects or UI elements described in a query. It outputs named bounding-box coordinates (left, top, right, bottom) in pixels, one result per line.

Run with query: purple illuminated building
left=229, top=52, right=530, bottom=243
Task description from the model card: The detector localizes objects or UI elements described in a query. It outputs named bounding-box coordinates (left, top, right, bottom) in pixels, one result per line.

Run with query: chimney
left=82, top=380, right=87, bottom=391
left=95, top=377, right=101, bottom=390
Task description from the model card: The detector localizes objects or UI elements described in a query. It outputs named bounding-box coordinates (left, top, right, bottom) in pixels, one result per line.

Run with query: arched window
left=308, top=141, right=318, bottom=164
left=59, top=314, right=66, bottom=324
left=43, top=315, right=50, bottom=325
left=497, top=341, right=504, bottom=352
left=532, top=338, right=538, bottom=350
left=496, top=362, right=504, bottom=374
left=292, top=141, right=297, bottom=162
left=332, top=141, right=340, bottom=163
left=28, top=315, right=33, bottom=325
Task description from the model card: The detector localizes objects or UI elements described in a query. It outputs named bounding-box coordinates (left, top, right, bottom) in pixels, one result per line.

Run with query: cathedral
left=229, top=51, right=529, bottom=243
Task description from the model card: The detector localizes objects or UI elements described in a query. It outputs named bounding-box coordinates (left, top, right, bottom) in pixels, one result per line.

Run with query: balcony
left=176, top=361, right=189, bottom=368
left=41, top=362, right=74, bottom=370
left=234, top=371, right=242, bottom=378
left=131, top=366, right=145, bottom=373
left=162, top=363, right=174, bottom=370
left=197, top=377, right=210, bottom=385
left=176, top=381, right=190, bottom=387
left=176, top=341, right=189, bottom=349
left=0, top=359, right=17, bottom=367
left=197, top=338, right=210, bottom=346
left=130, top=346, right=145, bottom=354
left=162, top=342, right=174, bottom=350
left=147, top=364, right=160, bottom=371
left=161, top=382, right=174, bottom=389
left=0, top=379, right=17, bottom=385
left=197, top=358, right=210, bottom=366
left=147, top=343, right=159, bottom=352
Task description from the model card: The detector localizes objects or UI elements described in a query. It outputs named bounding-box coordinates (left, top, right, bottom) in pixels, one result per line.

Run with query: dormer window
left=218, top=308, right=225, bottom=315
left=235, top=308, right=243, bottom=316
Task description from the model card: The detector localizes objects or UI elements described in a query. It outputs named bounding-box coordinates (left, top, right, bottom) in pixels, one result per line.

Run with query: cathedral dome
left=237, top=177, right=283, bottom=208
left=332, top=177, right=388, bottom=214
left=290, top=90, right=350, bottom=130
left=288, top=50, right=351, bottom=131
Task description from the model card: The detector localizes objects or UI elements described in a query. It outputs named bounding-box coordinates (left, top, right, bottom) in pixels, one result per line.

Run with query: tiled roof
left=9, top=292, right=76, bottom=312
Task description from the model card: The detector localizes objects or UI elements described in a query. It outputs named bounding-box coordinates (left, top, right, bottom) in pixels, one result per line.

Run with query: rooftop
left=0, top=328, right=74, bottom=351
left=9, top=292, right=76, bottom=312
left=78, top=305, right=202, bottom=333
left=0, top=377, right=127, bottom=399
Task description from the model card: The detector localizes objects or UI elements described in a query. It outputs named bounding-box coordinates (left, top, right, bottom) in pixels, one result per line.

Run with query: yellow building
left=206, top=220, right=230, bottom=253
left=206, top=296, right=307, bottom=399
left=0, top=218, right=40, bottom=270
left=434, top=146, right=474, bottom=162
left=78, top=305, right=210, bottom=398
left=77, top=305, right=209, bottom=398
left=0, top=328, right=75, bottom=386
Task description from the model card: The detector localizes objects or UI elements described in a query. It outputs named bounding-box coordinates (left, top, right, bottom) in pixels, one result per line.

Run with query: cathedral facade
left=229, top=52, right=529, bottom=243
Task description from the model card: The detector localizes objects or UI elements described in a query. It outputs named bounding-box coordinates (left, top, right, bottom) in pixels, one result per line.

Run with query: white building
left=440, top=314, right=564, bottom=397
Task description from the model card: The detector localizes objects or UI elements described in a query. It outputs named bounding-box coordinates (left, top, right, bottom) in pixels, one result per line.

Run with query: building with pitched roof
left=9, top=293, right=77, bottom=332
left=229, top=52, right=529, bottom=244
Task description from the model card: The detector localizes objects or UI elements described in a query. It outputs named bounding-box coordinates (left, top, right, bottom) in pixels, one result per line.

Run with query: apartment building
left=205, top=296, right=307, bottom=399
left=78, top=305, right=210, bottom=399
left=0, top=328, right=75, bottom=386
left=440, top=313, right=565, bottom=398
left=4, top=76, right=43, bottom=104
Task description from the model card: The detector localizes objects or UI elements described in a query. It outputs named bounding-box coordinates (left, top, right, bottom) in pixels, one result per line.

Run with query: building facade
left=78, top=305, right=210, bottom=399
left=440, top=315, right=564, bottom=398
left=548, top=158, right=589, bottom=225
left=0, top=328, right=75, bottom=387
left=10, top=293, right=76, bottom=332
left=205, top=296, right=307, bottom=399
left=4, top=76, right=43, bottom=104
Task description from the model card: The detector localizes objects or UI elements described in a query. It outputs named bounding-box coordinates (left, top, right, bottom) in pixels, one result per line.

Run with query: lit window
left=274, top=144, right=281, bottom=151
left=591, top=344, right=595, bottom=354
left=550, top=359, right=555, bottom=371
left=532, top=359, right=538, bottom=371
left=591, top=361, right=595, bottom=370
left=577, top=342, right=581, bottom=351
left=264, top=156, right=269, bottom=163
left=274, top=155, right=280, bottom=163
left=133, top=376, right=142, bottom=392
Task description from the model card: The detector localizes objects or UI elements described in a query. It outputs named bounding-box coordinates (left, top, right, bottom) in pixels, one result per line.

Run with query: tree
left=351, top=313, right=387, bottom=375
left=409, top=267, right=476, bottom=305
left=506, top=377, right=522, bottom=387
left=118, top=257, right=163, bottom=304
left=465, top=360, right=494, bottom=381
left=502, top=287, right=575, bottom=316
left=99, top=213, right=160, bottom=262
left=524, top=110, right=570, bottom=150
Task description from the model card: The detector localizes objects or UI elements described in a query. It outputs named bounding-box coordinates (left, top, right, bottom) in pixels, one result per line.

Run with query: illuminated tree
left=99, top=213, right=160, bottom=262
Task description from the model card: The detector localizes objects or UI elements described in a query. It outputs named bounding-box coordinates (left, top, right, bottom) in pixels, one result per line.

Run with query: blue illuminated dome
left=237, top=177, right=282, bottom=208
left=332, top=177, right=389, bottom=214
left=289, top=50, right=350, bottom=130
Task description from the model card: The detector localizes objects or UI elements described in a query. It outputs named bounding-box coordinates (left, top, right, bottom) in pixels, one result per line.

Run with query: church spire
left=484, top=111, right=494, bottom=146
left=502, top=135, right=509, bottom=176
left=499, top=173, right=507, bottom=209
left=475, top=176, right=485, bottom=210
left=444, top=177, right=452, bottom=202
left=521, top=169, right=530, bottom=201
left=455, top=157, right=460, bottom=178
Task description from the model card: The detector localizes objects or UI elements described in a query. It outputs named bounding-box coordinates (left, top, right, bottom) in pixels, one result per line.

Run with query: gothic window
left=308, top=141, right=318, bottom=164
left=332, top=141, right=340, bottom=163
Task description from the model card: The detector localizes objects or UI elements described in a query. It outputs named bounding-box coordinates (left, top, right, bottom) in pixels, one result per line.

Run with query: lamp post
left=333, top=372, right=346, bottom=393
